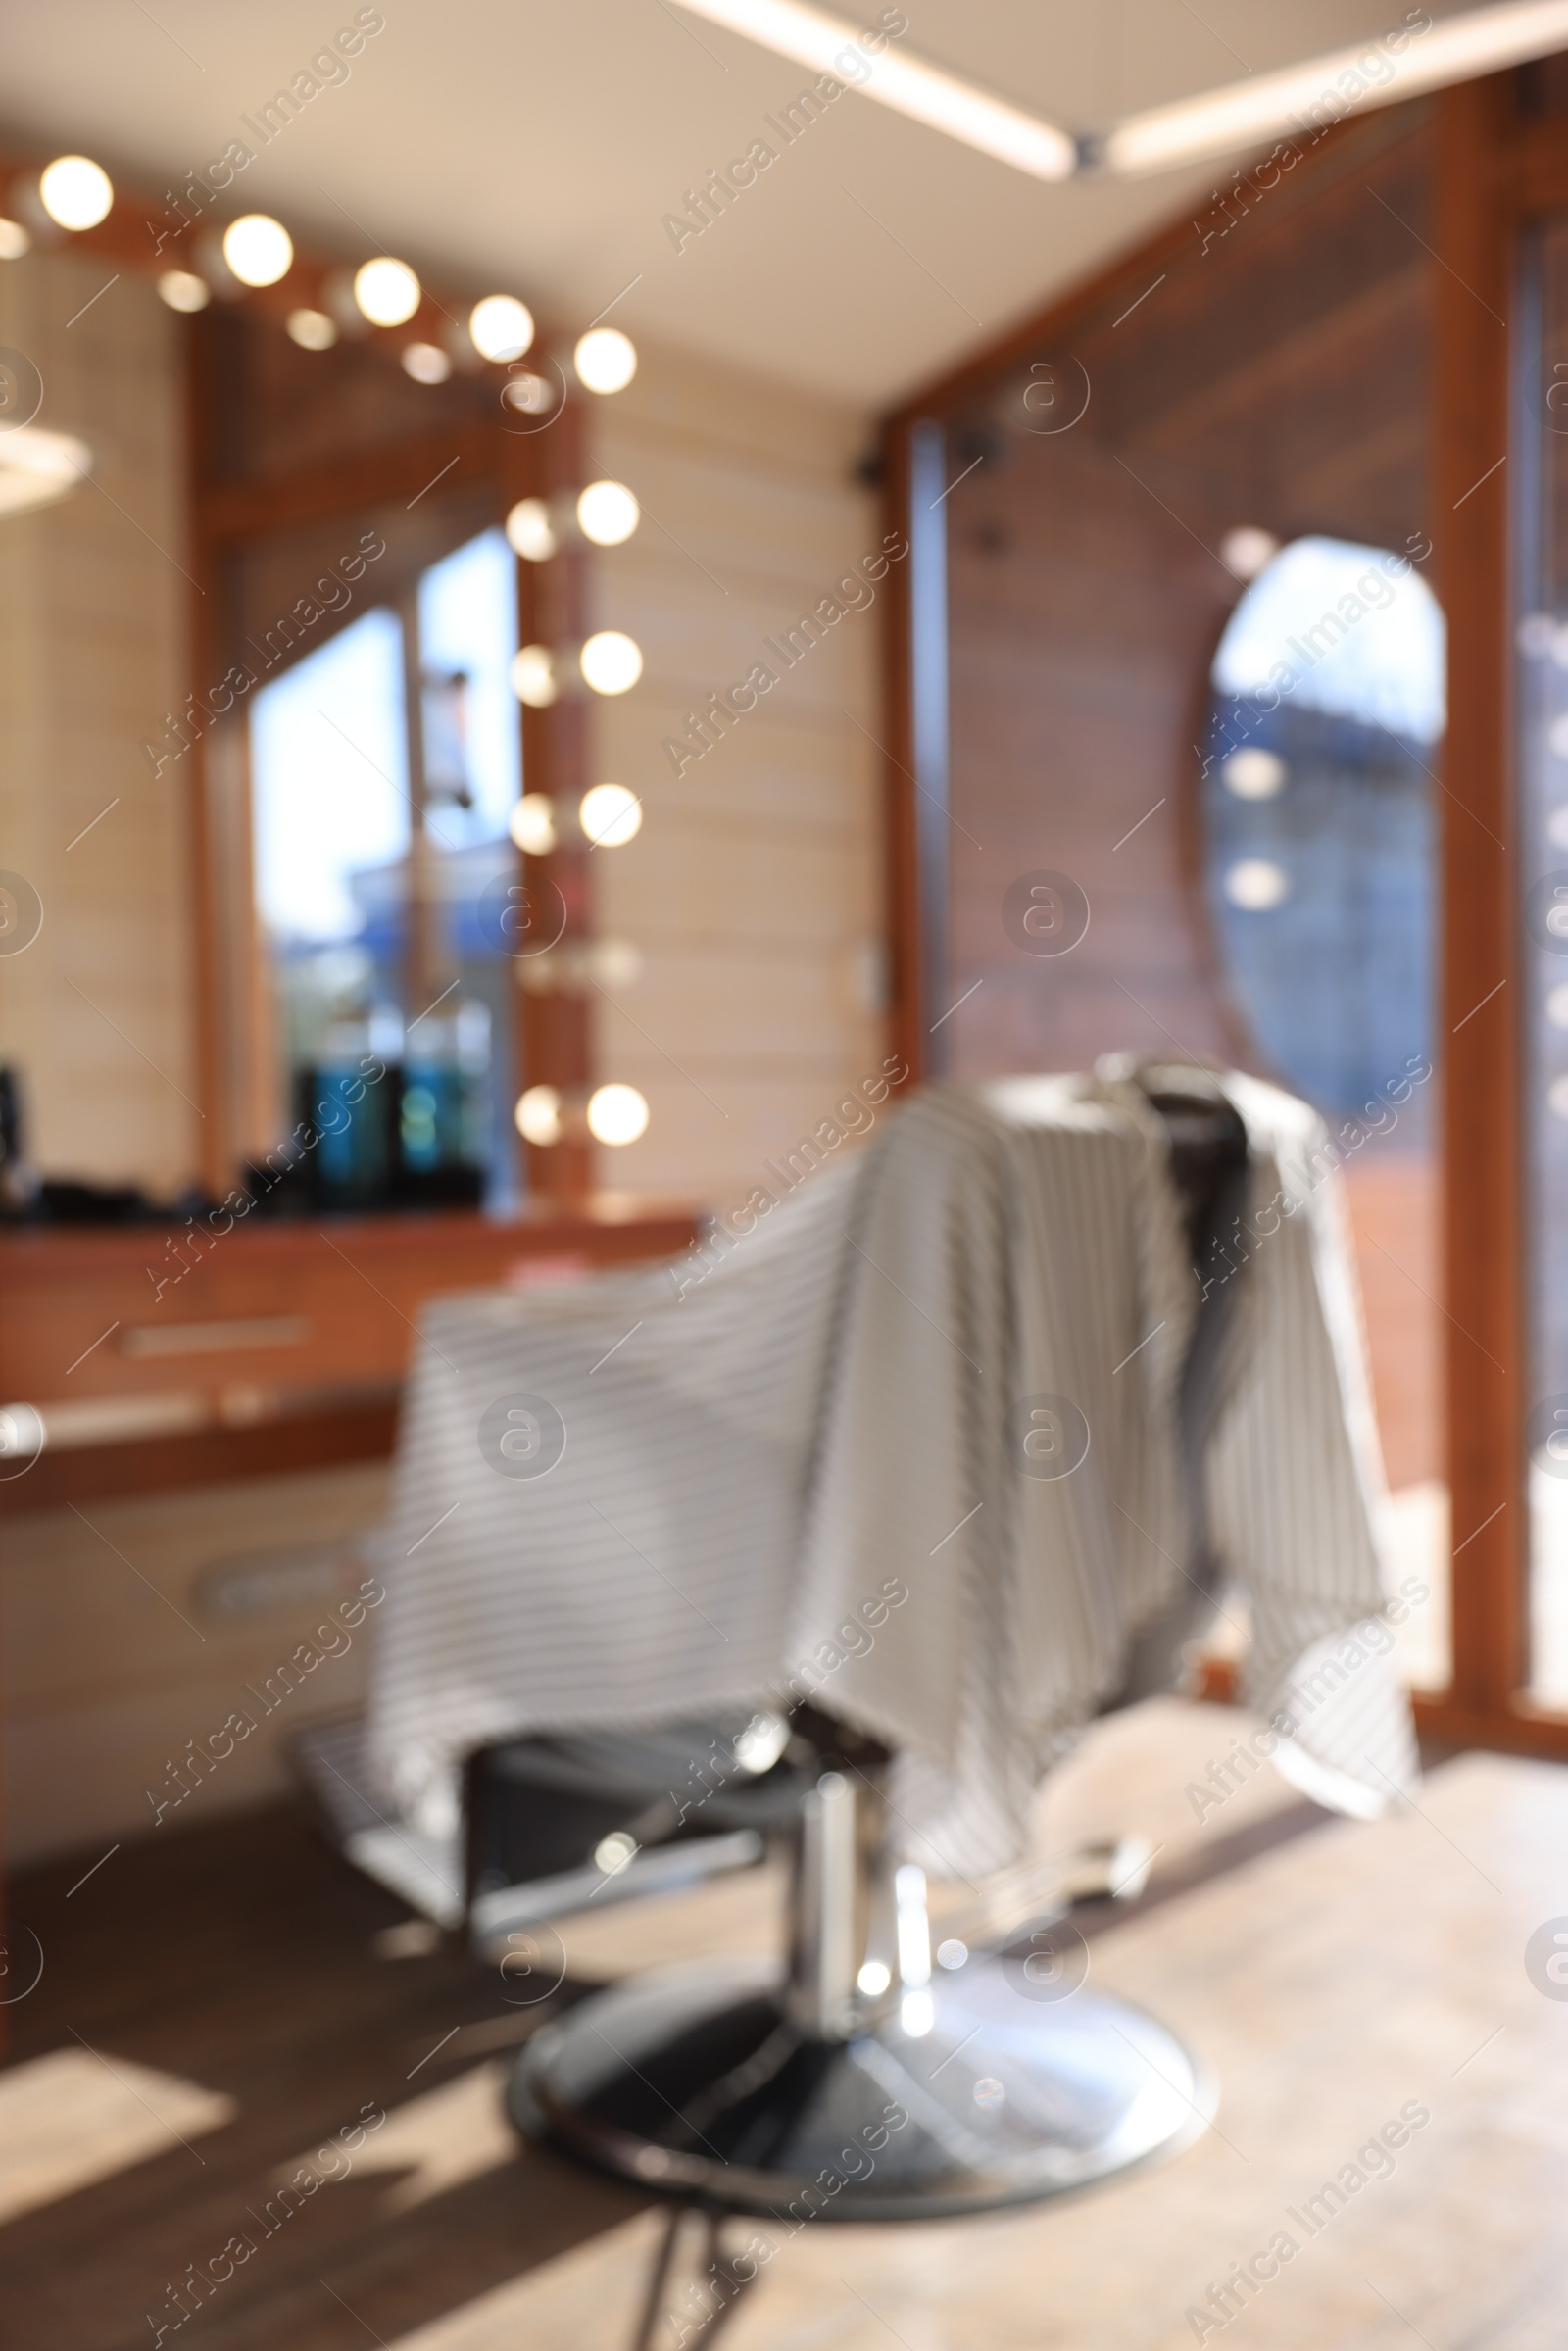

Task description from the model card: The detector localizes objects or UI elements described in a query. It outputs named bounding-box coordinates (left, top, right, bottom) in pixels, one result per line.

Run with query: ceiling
left=0, top=1, right=1488, bottom=410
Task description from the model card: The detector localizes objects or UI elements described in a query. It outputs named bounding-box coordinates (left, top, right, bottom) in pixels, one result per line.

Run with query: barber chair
left=300, top=1078, right=1250, bottom=2341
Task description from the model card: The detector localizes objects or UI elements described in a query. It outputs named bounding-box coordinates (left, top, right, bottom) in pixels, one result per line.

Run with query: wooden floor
left=0, top=1799, right=649, bottom=2351
left=5, top=1713, right=1568, bottom=2350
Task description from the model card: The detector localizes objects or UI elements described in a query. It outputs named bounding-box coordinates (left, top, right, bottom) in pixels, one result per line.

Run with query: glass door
left=1517, top=218, right=1568, bottom=1706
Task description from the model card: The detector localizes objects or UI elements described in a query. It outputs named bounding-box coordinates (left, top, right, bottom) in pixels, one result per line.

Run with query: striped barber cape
left=364, top=1068, right=1418, bottom=1875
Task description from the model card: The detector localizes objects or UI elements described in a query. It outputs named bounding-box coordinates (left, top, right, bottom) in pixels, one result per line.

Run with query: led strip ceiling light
left=673, top=0, right=1568, bottom=178
left=1106, top=0, right=1568, bottom=172
left=671, top=0, right=1077, bottom=179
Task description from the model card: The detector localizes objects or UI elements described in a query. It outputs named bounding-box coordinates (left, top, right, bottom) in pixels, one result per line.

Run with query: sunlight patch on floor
left=0, top=2045, right=236, bottom=2223
left=274, top=2057, right=517, bottom=2215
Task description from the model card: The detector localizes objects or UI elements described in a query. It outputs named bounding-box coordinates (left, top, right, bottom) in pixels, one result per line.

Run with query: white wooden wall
left=0, top=251, right=195, bottom=1195
left=587, top=339, right=887, bottom=1209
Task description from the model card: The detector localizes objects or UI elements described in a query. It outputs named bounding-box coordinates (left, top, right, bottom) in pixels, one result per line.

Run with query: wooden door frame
left=1422, top=76, right=1568, bottom=1753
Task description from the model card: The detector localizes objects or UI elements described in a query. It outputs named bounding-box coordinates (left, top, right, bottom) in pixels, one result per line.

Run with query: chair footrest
left=469, top=1830, right=766, bottom=1953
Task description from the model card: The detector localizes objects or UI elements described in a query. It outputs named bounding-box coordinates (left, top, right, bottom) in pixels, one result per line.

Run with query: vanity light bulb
left=514, top=1085, right=563, bottom=1146
left=469, top=294, right=535, bottom=362
left=573, top=327, right=637, bottom=394
left=287, top=308, right=337, bottom=350
left=354, top=256, right=421, bottom=326
left=587, top=1084, right=649, bottom=1146
left=579, top=630, right=642, bottom=696
left=158, top=270, right=210, bottom=314
left=579, top=784, right=642, bottom=847
left=1223, top=857, right=1291, bottom=911
left=1221, top=748, right=1286, bottom=801
left=401, top=342, right=451, bottom=384
left=38, top=155, right=113, bottom=230
left=1219, top=525, right=1279, bottom=581
left=222, top=214, right=293, bottom=287
left=510, top=645, right=558, bottom=707
left=505, top=498, right=557, bottom=563
left=509, top=795, right=557, bottom=856
left=576, top=479, right=640, bottom=546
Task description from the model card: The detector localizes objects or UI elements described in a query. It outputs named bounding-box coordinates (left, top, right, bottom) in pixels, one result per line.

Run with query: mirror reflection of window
left=248, top=525, right=520, bottom=1211
left=1201, top=534, right=1448, bottom=1692
left=1204, top=536, right=1444, bottom=1119
left=1518, top=218, right=1568, bottom=1711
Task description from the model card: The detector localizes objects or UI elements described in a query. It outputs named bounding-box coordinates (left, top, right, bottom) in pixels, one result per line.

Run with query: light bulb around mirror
left=222, top=214, right=293, bottom=287
left=469, top=293, right=535, bottom=362
left=1223, top=857, right=1291, bottom=911
left=576, top=479, right=640, bottom=547
left=580, top=783, right=642, bottom=848
left=505, top=497, right=557, bottom=563
left=1221, top=748, right=1286, bottom=801
left=287, top=308, right=337, bottom=351
left=587, top=1083, right=649, bottom=1146
left=573, top=326, right=637, bottom=394
left=354, top=256, right=420, bottom=326
left=514, top=1085, right=562, bottom=1145
left=158, top=270, right=210, bottom=314
left=0, top=218, right=32, bottom=260
left=580, top=630, right=642, bottom=696
left=589, top=939, right=644, bottom=990
left=510, top=645, right=557, bottom=707
left=1219, top=525, right=1279, bottom=581
left=509, top=794, right=557, bottom=856
left=401, top=341, right=450, bottom=384
left=39, top=155, right=113, bottom=230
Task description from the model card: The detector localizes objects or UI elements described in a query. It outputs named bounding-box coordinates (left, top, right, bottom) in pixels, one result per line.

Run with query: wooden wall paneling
left=196, top=420, right=502, bottom=542
left=894, top=111, right=1430, bottom=429
left=1432, top=76, right=1523, bottom=1722
left=1512, top=106, right=1568, bottom=216
left=938, top=429, right=1245, bottom=1079
left=884, top=109, right=1440, bottom=1094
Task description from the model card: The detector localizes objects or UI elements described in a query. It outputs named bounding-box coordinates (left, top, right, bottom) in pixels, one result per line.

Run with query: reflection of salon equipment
left=246, top=1058, right=486, bottom=1214
left=318, top=1065, right=1414, bottom=2343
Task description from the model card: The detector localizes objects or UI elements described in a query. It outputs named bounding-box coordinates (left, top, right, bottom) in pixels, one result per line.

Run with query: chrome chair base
left=511, top=1951, right=1211, bottom=2221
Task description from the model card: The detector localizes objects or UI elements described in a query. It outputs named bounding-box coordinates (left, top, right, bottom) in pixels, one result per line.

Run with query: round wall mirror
left=1200, top=534, right=1446, bottom=1123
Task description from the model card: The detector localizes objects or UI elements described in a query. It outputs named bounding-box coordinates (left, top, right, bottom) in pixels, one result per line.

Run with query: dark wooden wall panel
left=928, top=109, right=1436, bottom=1082
left=942, top=445, right=1242, bottom=1073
